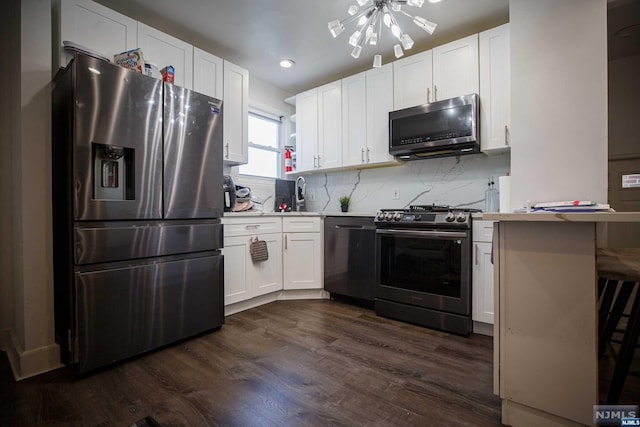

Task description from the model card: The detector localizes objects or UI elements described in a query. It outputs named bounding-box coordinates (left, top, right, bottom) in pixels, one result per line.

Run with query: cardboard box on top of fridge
left=114, top=48, right=145, bottom=73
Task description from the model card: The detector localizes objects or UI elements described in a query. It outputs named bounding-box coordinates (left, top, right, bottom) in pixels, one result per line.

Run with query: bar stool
left=597, top=248, right=640, bottom=404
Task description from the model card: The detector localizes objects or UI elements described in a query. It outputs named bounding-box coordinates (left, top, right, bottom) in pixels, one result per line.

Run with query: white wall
left=609, top=54, right=640, bottom=159
left=509, top=0, right=608, bottom=209
left=1, top=0, right=61, bottom=380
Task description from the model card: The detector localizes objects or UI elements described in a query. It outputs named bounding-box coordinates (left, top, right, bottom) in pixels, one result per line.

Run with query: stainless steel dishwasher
left=323, top=216, right=376, bottom=305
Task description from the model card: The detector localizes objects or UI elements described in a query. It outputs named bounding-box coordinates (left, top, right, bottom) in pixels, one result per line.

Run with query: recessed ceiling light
left=279, top=59, right=295, bottom=68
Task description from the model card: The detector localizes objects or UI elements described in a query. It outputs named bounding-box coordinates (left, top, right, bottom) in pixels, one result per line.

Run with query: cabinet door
left=366, top=63, right=395, bottom=165
left=432, top=34, right=479, bottom=101
left=393, top=50, right=433, bottom=109
left=317, top=81, right=343, bottom=170
left=295, top=88, right=319, bottom=172
left=223, top=236, right=250, bottom=305
left=480, top=23, right=511, bottom=152
left=193, top=47, right=223, bottom=99
left=57, top=0, right=137, bottom=70
left=247, top=233, right=283, bottom=297
left=342, top=72, right=368, bottom=167
left=283, top=233, right=322, bottom=290
left=222, top=60, right=249, bottom=164
left=137, top=23, right=193, bottom=89
left=472, top=241, right=494, bottom=324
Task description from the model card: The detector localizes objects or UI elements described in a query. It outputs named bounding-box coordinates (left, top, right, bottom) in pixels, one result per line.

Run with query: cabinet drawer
left=223, top=217, right=282, bottom=236
left=283, top=216, right=322, bottom=233
left=473, top=219, right=495, bottom=243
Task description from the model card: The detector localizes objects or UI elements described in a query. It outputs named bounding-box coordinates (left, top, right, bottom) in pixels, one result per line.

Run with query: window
left=238, top=112, right=282, bottom=178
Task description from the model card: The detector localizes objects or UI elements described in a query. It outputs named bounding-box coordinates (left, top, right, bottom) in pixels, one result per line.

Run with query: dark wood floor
left=0, top=300, right=502, bottom=426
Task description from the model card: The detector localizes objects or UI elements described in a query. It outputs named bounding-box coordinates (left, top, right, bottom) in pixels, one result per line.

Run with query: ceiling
left=93, top=0, right=639, bottom=95
left=95, top=0, right=509, bottom=94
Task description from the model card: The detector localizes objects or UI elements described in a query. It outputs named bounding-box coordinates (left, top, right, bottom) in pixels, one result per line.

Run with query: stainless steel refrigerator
left=52, top=53, right=224, bottom=374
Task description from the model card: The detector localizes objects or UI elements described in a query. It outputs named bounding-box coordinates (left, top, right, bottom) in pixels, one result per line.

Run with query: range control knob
left=385, top=212, right=394, bottom=221
left=445, top=212, right=456, bottom=222
left=456, top=212, right=467, bottom=222
left=393, top=212, right=402, bottom=221
left=415, top=214, right=422, bottom=221
left=376, top=212, right=385, bottom=221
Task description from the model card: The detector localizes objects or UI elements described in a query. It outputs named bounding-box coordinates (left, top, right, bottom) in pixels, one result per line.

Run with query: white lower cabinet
left=222, top=218, right=283, bottom=305
left=472, top=220, right=495, bottom=326
left=283, top=217, right=323, bottom=290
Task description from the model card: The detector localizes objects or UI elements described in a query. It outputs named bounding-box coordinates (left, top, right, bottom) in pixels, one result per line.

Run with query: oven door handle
left=375, top=229, right=468, bottom=239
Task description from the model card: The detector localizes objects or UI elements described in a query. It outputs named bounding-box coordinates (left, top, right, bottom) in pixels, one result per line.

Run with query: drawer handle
left=285, top=234, right=288, bottom=250
left=245, top=225, right=260, bottom=229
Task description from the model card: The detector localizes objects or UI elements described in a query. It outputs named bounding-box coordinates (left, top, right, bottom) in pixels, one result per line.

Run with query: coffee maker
left=223, top=175, right=236, bottom=212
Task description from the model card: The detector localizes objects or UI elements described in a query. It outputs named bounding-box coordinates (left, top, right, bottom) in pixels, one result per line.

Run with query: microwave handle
left=427, top=87, right=430, bottom=103
left=434, top=85, right=438, bottom=102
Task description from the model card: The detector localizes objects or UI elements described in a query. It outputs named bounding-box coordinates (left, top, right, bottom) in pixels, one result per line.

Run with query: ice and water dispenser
left=92, top=143, right=135, bottom=200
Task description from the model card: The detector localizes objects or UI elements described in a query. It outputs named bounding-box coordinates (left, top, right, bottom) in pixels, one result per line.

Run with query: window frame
left=237, top=108, right=284, bottom=179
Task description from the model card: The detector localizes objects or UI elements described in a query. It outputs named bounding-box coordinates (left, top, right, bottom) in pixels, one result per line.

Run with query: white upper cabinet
left=342, top=72, right=368, bottom=167
left=365, top=63, right=396, bottom=165
left=137, top=23, right=193, bottom=89
left=393, top=50, right=433, bottom=110
left=317, top=81, right=343, bottom=170
left=193, top=47, right=223, bottom=99
left=480, top=23, right=511, bottom=152
left=56, top=0, right=137, bottom=70
left=432, top=33, right=479, bottom=101
left=222, top=60, right=249, bottom=165
left=295, top=88, right=319, bottom=173
left=295, top=81, right=342, bottom=172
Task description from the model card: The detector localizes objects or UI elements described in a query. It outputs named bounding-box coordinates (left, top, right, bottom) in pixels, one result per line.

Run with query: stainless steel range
left=374, top=205, right=478, bottom=335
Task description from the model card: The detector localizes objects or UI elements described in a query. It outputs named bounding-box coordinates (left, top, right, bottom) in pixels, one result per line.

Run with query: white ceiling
left=95, top=0, right=509, bottom=94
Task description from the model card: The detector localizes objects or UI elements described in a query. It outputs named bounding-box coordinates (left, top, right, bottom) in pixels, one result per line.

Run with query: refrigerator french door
left=52, top=54, right=224, bottom=373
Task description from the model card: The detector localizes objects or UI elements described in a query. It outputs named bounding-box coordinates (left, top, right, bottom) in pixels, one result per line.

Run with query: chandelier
left=328, top=0, right=439, bottom=68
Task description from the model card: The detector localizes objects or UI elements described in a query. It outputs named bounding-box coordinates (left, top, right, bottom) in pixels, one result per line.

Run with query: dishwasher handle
left=334, top=225, right=376, bottom=230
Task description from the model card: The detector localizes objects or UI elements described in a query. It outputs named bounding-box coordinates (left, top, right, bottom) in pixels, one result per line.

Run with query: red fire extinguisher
left=284, top=148, right=292, bottom=173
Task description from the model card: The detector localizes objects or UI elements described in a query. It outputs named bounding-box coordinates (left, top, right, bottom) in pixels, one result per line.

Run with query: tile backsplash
left=230, top=152, right=510, bottom=213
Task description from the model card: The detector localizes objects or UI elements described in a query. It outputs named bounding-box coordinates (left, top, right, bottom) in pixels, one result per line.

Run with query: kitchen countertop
left=223, top=211, right=377, bottom=218
left=483, top=211, right=640, bottom=222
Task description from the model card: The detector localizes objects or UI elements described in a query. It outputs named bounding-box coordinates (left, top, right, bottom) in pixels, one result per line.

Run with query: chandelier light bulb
left=391, top=2, right=401, bottom=12
left=413, top=16, right=437, bottom=34
left=391, top=24, right=401, bottom=39
left=348, top=5, right=359, bottom=16
left=383, top=12, right=392, bottom=28
left=365, top=25, right=374, bottom=43
left=349, top=30, right=362, bottom=46
left=373, top=54, right=382, bottom=68
left=400, top=34, right=414, bottom=50
left=358, top=15, right=368, bottom=26
left=394, top=44, right=404, bottom=58
left=357, top=0, right=368, bottom=5
left=408, top=0, right=425, bottom=7
left=370, top=32, right=378, bottom=45
left=328, top=20, right=345, bottom=38
left=351, top=45, right=363, bottom=59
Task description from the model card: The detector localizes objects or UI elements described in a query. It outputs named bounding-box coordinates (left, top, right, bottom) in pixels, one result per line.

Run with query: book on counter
left=514, top=200, right=612, bottom=213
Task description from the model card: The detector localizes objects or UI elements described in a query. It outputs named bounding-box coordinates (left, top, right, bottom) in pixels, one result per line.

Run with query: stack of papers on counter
left=514, top=200, right=613, bottom=212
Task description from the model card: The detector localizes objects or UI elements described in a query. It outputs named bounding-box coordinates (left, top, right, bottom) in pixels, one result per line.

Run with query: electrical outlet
left=392, top=188, right=400, bottom=200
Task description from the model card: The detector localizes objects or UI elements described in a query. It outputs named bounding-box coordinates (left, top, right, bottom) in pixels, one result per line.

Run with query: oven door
left=376, top=228, right=471, bottom=315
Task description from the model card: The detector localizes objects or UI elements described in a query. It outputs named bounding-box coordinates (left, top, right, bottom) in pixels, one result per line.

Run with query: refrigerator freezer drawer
left=74, top=253, right=224, bottom=373
left=74, top=221, right=223, bottom=265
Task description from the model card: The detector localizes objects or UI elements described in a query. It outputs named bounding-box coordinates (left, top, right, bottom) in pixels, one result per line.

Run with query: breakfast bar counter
left=483, top=212, right=640, bottom=426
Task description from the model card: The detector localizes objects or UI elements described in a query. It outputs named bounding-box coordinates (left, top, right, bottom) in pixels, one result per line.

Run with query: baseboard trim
left=6, top=330, right=62, bottom=381
left=473, top=321, right=494, bottom=336
left=224, top=289, right=330, bottom=316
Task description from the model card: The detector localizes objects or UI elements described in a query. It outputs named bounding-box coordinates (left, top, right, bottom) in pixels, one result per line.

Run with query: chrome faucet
left=295, top=176, right=306, bottom=212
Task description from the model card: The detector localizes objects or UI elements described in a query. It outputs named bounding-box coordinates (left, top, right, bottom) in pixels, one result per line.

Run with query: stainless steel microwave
left=389, top=93, right=479, bottom=160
